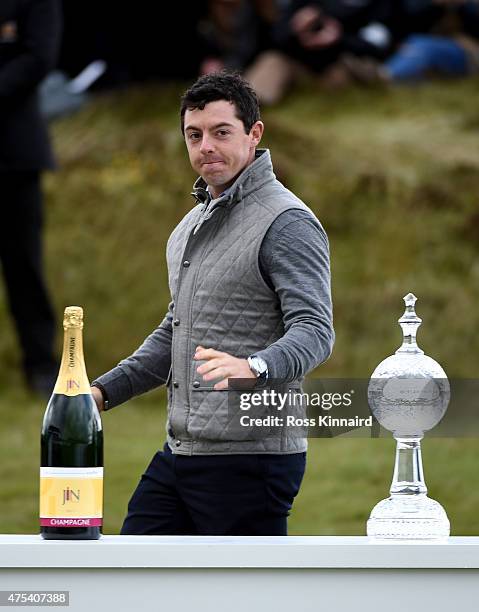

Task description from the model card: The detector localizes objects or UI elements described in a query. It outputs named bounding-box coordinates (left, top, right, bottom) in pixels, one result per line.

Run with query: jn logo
left=62, top=486, right=80, bottom=505
left=66, top=379, right=80, bottom=391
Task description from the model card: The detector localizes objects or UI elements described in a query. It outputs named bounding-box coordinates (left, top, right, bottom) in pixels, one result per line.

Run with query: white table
left=1, top=535, right=478, bottom=611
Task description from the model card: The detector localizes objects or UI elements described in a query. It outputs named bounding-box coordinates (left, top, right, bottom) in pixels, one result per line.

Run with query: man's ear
left=250, top=121, right=264, bottom=147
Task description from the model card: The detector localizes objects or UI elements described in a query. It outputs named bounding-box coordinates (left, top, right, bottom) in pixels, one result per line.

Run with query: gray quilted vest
left=166, top=149, right=311, bottom=455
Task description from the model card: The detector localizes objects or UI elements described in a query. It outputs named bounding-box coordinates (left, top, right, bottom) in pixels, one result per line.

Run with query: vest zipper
left=171, top=206, right=226, bottom=419
left=184, top=208, right=227, bottom=411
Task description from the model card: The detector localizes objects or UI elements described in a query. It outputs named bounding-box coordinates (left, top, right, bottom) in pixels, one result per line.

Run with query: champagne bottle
left=40, top=306, right=103, bottom=540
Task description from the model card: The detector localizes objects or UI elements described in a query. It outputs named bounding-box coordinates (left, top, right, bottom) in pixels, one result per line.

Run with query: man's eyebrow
left=184, top=122, right=236, bottom=132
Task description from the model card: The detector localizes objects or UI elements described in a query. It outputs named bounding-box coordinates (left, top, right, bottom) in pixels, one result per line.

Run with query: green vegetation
left=1, top=80, right=478, bottom=535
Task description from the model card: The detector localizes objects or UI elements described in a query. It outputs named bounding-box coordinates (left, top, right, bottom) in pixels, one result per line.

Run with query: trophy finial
left=396, top=292, right=424, bottom=354
left=403, top=292, right=417, bottom=308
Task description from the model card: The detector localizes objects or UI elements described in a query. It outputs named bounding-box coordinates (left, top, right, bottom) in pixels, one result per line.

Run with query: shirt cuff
left=91, top=367, right=133, bottom=410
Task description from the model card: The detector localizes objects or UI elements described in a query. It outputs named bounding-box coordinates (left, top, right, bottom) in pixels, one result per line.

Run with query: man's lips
left=202, top=160, right=224, bottom=166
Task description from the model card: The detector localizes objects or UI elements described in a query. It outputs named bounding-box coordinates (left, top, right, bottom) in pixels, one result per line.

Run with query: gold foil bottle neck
left=63, top=306, right=84, bottom=329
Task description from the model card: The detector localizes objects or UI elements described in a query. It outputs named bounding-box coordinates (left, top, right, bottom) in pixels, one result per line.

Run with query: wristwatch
left=247, top=355, right=269, bottom=382
left=91, top=382, right=110, bottom=411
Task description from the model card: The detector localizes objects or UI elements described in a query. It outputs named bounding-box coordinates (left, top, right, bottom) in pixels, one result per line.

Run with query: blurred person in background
left=59, top=1, right=208, bottom=89
left=199, top=0, right=279, bottom=75
left=344, top=0, right=479, bottom=83
left=246, top=0, right=398, bottom=103
left=0, top=0, right=62, bottom=396
left=119, top=2, right=208, bottom=83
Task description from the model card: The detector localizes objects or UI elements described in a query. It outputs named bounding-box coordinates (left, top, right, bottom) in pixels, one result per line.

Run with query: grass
left=1, top=78, right=478, bottom=535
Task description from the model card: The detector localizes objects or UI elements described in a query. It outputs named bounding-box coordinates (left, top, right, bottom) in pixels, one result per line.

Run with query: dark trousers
left=0, top=171, right=56, bottom=376
left=121, top=443, right=306, bottom=535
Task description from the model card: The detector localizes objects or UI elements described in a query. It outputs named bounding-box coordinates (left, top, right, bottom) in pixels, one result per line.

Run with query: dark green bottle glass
left=40, top=307, right=103, bottom=540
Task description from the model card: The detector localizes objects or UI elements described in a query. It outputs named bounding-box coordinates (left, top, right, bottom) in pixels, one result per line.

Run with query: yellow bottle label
left=53, top=327, right=91, bottom=396
left=39, top=467, right=103, bottom=528
left=53, top=375, right=91, bottom=396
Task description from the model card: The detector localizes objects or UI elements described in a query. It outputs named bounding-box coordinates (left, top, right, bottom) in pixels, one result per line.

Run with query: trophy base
left=367, top=494, right=450, bottom=540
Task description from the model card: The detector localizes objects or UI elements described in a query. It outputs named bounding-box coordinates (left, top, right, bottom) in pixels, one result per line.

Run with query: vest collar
left=190, top=149, right=275, bottom=208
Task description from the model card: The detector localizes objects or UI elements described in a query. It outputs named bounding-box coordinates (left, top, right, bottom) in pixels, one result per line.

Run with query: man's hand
left=290, top=5, right=342, bottom=50
left=290, top=5, right=323, bottom=35
left=91, top=386, right=105, bottom=412
left=194, top=346, right=256, bottom=390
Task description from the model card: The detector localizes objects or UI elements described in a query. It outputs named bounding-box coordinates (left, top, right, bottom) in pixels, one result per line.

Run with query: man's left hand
left=194, top=346, right=256, bottom=390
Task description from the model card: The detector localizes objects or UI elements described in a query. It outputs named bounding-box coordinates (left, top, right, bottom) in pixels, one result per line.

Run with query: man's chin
left=201, top=173, right=230, bottom=188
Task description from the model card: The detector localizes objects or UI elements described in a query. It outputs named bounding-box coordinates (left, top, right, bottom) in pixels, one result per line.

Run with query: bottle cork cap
left=63, top=306, right=84, bottom=329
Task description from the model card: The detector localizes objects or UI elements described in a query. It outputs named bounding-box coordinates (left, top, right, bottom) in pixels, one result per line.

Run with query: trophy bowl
left=368, top=355, right=450, bottom=438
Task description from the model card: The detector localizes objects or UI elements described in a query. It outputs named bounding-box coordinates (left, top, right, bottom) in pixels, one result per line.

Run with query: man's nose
left=199, top=135, right=214, bottom=154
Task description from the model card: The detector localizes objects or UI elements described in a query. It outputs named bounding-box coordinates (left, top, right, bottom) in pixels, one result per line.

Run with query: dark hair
left=180, top=71, right=260, bottom=135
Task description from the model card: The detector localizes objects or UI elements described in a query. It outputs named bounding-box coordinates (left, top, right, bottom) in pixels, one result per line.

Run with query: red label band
left=40, top=518, right=102, bottom=527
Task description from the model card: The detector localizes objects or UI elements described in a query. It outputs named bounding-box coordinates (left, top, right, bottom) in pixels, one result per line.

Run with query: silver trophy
left=367, top=293, right=450, bottom=539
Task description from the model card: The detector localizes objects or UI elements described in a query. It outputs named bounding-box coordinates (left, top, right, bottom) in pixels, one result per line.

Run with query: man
left=91, top=72, right=334, bottom=536
left=344, top=0, right=479, bottom=84
left=0, top=0, right=61, bottom=395
left=247, top=0, right=398, bottom=102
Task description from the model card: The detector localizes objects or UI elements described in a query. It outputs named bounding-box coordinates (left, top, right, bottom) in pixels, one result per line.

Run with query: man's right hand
left=91, top=386, right=105, bottom=412
left=290, top=5, right=343, bottom=50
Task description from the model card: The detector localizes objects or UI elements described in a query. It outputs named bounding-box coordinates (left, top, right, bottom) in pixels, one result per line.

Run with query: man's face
left=184, top=100, right=264, bottom=198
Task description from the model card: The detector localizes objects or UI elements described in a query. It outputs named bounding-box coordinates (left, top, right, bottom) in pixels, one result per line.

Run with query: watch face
left=248, top=357, right=259, bottom=377
left=249, top=357, right=267, bottom=378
